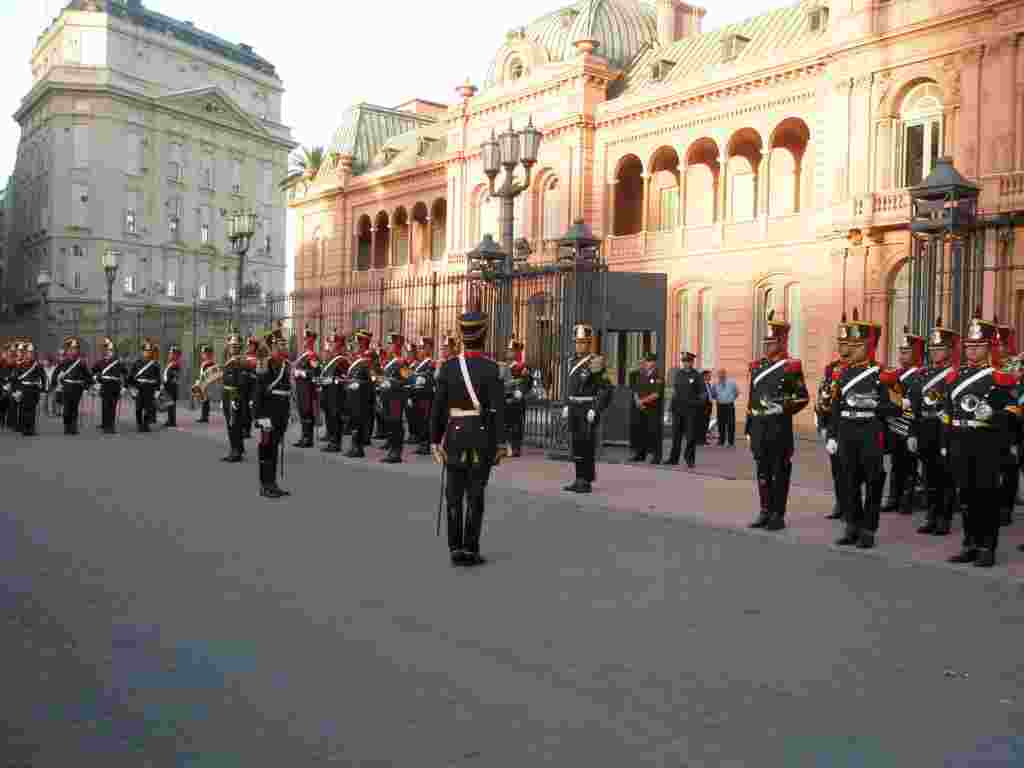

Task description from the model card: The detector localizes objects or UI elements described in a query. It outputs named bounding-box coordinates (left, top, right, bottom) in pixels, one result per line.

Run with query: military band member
left=127, top=339, right=161, bottom=433
left=377, top=333, right=410, bottom=463
left=221, top=332, right=247, bottom=462
left=318, top=329, right=349, bottom=453
left=502, top=336, right=532, bottom=458
left=55, top=336, right=93, bottom=435
left=942, top=312, right=1020, bottom=567
left=0, top=342, right=12, bottom=430
left=4, top=342, right=25, bottom=432
left=92, top=337, right=124, bottom=434
left=882, top=328, right=926, bottom=514
left=293, top=325, right=319, bottom=448
left=563, top=324, right=614, bottom=493
left=818, top=343, right=850, bottom=519
left=825, top=310, right=895, bottom=548
left=162, top=345, right=181, bottom=428
left=13, top=341, right=47, bottom=436
left=242, top=336, right=261, bottom=439
left=407, top=336, right=437, bottom=456
left=344, top=329, right=375, bottom=458
left=195, top=345, right=215, bottom=423
left=747, top=311, right=810, bottom=530
left=629, top=353, right=664, bottom=463
left=914, top=319, right=959, bottom=535
left=430, top=308, right=510, bottom=566
left=665, top=351, right=706, bottom=467
left=996, top=324, right=1020, bottom=526
left=253, top=327, right=292, bottom=498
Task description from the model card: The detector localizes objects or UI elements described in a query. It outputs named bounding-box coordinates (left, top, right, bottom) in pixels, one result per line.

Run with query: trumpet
left=192, top=364, right=223, bottom=401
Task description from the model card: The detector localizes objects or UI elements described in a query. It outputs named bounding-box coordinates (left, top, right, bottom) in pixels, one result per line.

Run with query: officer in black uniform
left=746, top=311, right=810, bottom=530
left=818, top=343, right=849, bottom=520
left=318, top=329, right=349, bottom=453
left=293, top=325, right=319, bottom=448
left=629, top=353, right=664, bottom=463
left=502, top=336, right=532, bottom=458
left=241, top=336, right=261, bottom=440
left=377, top=332, right=410, bottom=463
left=665, top=351, right=706, bottom=468
left=914, top=320, right=959, bottom=535
left=0, top=342, right=12, bottom=430
left=92, top=337, right=123, bottom=434
left=55, top=336, right=93, bottom=435
left=194, top=345, right=216, bottom=423
left=942, top=312, right=1020, bottom=567
left=407, top=336, right=437, bottom=455
left=882, top=328, right=925, bottom=513
left=996, top=324, right=1021, bottom=527
left=344, top=329, right=375, bottom=458
left=563, top=324, right=614, bottom=493
left=253, top=327, right=292, bottom=498
left=163, top=344, right=181, bottom=428
left=127, top=338, right=161, bottom=433
left=430, top=308, right=510, bottom=566
left=221, top=332, right=247, bottom=462
left=13, top=341, right=47, bottom=436
left=825, top=310, right=895, bottom=549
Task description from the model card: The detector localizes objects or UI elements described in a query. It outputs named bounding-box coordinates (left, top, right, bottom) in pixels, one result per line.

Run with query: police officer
left=195, top=344, right=216, bottom=423
left=293, top=325, right=319, bottom=448
left=943, top=312, right=1020, bottom=567
left=629, top=353, right=664, bottom=463
left=825, top=310, right=895, bottom=549
left=407, top=336, right=437, bottom=456
left=253, top=327, right=292, bottom=499
left=163, top=344, right=182, bottom=428
left=818, top=342, right=850, bottom=519
left=665, top=351, right=706, bottom=468
left=128, top=339, right=161, bottom=433
left=882, top=327, right=925, bottom=514
left=747, top=311, right=810, bottom=530
left=563, top=324, right=614, bottom=493
left=92, top=337, right=124, bottom=434
left=221, top=332, right=247, bottom=462
left=377, top=332, right=410, bottom=463
left=430, top=308, right=511, bottom=566
left=344, top=329, right=375, bottom=458
left=318, top=329, right=349, bottom=453
left=503, top=336, right=532, bottom=458
left=55, top=336, right=93, bottom=435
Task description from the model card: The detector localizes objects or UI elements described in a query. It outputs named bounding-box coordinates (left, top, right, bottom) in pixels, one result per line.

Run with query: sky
left=0, top=0, right=788, bottom=292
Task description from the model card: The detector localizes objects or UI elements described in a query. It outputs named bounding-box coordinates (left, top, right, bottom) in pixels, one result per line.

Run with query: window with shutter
left=72, top=125, right=89, bottom=168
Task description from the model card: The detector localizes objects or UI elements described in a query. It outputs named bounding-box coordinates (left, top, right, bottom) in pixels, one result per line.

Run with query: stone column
left=956, top=45, right=985, bottom=179
left=849, top=74, right=873, bottom=196
left=370, top=226, right=377, bottom=269
left=830, top=78, right=853, bottom=204
left=874, top=118, right=893, bottom=191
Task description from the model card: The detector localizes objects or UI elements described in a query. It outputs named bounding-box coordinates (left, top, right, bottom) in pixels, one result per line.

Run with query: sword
left=436, top=457, right=445, bottom=537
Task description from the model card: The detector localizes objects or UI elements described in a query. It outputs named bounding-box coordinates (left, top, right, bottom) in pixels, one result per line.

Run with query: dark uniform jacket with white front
left=128, top=359, right=161, bottom=395
left=430, top=352, right=505, bottom=466
left=92, top=356, right=124, bottom=394
left=826, top=362, right=898, bottom=450
left=746, top=357, right=809, bottom=457
left=55, top=357, right=94, bottom=400
left=253, top=358, right=293, bottom=430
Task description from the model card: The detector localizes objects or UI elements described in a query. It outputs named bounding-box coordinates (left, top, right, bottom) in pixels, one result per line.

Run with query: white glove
left=907, top=436, right=918, bottom=453
left=1011, top=445, right=1019, bottom=458
left=231, top=400, right=239, bottom=411
left=295, top=370, right=307, bottom=379
left=975, top=403, right=993, bottom=421
left=431, top=443, right=447, bottom=465
left=12, top=392, right=22, bottom=402
left=379, top=380, right=392, bottom=390
left=901, top=398, right=912, bottom=411
left=347, top=382, right=359, bottom=391
left=586, top=409, right=596, bottom=424
left=256, top=417, right=272, bottom=430
left=819, top=428, right=827, bottom=440
left=940, top=447, right=947, bottom=457
left=763, top=401, right=784, bottom=416
left=825, top=438, right=838, bottom=456
left=514, top=390, right=523, bottom=400
left=562, top=406, right=569, bottom=419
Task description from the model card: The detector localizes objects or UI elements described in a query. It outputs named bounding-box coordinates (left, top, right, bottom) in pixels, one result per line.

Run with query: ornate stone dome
left=484, top=0, right=658, bottom=89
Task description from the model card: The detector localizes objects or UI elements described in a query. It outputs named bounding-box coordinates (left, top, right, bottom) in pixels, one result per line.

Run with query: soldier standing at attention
left=818, top=342, right=850, bottom=520
left=882, top=328, right=926, bottom=514
left=563, top=324, right=614, bottom=493
left=128, top=339, right=161, bottom=433
left=408, top=336, right=437, bottom=456
left=163, top=344, right=182, bottom=428
left=629, top=353, right=664, bottom=464
left=942, top=312, right=1021, bottom=567
left=318, top=330, right=348, bottom=453
left=13, top=341, right=47, bottom=437
left=292, top=325, right=319, bottom=448
left=344, top=329, right=375, bottom=458
left=195, top=345, right=215, bottom=424
left=665, top=351, right=706, bottom=468
left=503, top=336, right=532, bottom=458
left=0, top=343, right=11, bottom=430
left=221, top=332, right=247, bottom=463
left=241, top=336, right=261, bottom=439
left=430, top=308, right=511, bottom=566
left=253, top=327, right=292, bottom=499
left=746, top=311, right=809, bottom=531
left=55, top=336, right=93, bottom=435
left=92, top=337, right=124, bottom=434
left=825, top=310, right=895, bottom=549
left=377, top=333, right=410, bottom=463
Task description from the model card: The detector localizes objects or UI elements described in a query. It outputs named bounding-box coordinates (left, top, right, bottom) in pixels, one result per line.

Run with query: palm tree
left=280, top=145, right=325, bottom=189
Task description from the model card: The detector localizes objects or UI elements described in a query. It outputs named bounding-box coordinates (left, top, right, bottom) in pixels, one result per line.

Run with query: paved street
left=3, top=415, right=1024, bottom=766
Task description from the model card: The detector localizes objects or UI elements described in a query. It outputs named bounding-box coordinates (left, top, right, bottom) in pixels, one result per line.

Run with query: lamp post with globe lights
left=102, top=249, right=119, bottom=340
left=226, top=210, right=258, bottom=334
left=36, top=268, right=52, bottom=353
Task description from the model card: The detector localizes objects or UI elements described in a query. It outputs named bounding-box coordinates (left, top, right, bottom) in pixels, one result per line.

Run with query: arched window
left=887, top=261, right=910, bottom=366
left=754, top=286, right=775, bottom=350
left=900, top=82, right=944, bottom=187
left=698, top=289, right=715, bottom=370
left=786, top=284, right=802, bottom=359
left=508, top=58, right=526, bottom=81
left=543, top=176, right=561, bottom=240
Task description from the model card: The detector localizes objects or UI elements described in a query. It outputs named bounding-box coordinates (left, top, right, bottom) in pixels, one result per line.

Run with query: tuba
left=192, top=364, right=223, bottom=401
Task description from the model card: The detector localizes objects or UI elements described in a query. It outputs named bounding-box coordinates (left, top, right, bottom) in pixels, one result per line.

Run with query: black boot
left=763, top=515, right=786, bottom=531
left=949, top=535, right=977, bottom=563
left=835, top=526, right=859, bottom=546
left=749, top=512, right=771, bottom=529
left=825, top=503, right=843, bottom=520
left=974, top=548, right=996, bottom=567
left=856, top=530, right=876, bottom=549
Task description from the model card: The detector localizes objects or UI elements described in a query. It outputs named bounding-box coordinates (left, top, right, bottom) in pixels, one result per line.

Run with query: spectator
left=701, top=370, right=713, bottom=445
left=713, top=368, right=739, bottom=446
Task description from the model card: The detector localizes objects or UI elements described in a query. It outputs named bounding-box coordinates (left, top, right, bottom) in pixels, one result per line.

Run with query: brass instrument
left=923, top=388, right=943, bottom=406
left=192, top=364, right=223, bottom=401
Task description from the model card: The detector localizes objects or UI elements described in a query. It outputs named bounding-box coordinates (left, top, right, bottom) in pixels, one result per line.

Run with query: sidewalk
left=165, top=406, right=1024, bottom=582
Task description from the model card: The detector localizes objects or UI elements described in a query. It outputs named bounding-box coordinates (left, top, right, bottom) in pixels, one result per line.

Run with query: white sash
left=899, top=366, right=920, bottom=383
left=163, top=364, right=176, bottom=384
left=19, top=363, right=38, bottom=381
left=416, top=358, right=433, bottom=373
left=569, top=354, right=593, bottom=378
left=384, top=358, right=400, bottom=375
left=921, top=367, right=952, bottom=394
left=347, top=358, right=367, bottom=376
left=64, top=359, right=81, bottom=378
left=101, top=360, right=120, bottom=378
left=267, top=361, right=287, bottom=392
left=753, top=359, right=786, bottom=390
left=840, top=365, right=880, bottom=396
left=951, top=367, right=993, bottom=400
left=458, top=354, right=482, bottom=413
left=136, top=360, right=155, bottom=378
left=324, top=355, right=343, bottom=373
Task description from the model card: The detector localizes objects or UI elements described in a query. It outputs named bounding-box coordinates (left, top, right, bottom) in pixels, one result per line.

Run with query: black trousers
left=1000, top=450, right=1019, bottom=515
left=323, top=397, right=343, bottom=447
left=100, top=387, right=119, bottom=430
left=569, top=407, right=597, bottom=482
left=839, top=427, right=885, bottom=533
left=0, top=398, right=7, bottom=429
left=717, top=403, right=736, bottom=445
left=224, top=399, right=244, bottom=457
left=755, top=449, right=794, bottom=520
left=19, top=394, right=39, bottom=435
left=963, top=488, right=1001, bottom=550
left=632, top=410, right=662, bottom=461
left=668, top=408, right=701, bottom=465
left=199, top=399, right=211, bottom=422
left=446, top=461, right=492, bottom=554
left=348, top=407, right=370, bottom=449
left=887, top=435, right=917, bottom=503
left=506, top=402, right=526, bottom=449
left=258, top=425, right=284, bottom=487
left=920, top=448, right=951, bottom=523
left=383, top=417, right=404, bottom=456
left=135, top=387, right=156, bottom=430
left=63, top=389, right=83, bottom=432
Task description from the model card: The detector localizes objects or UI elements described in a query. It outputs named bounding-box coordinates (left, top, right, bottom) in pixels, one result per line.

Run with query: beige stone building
left=7, top=0, right=294, bottom=348
left=290, top=0, right=1024, bottom=423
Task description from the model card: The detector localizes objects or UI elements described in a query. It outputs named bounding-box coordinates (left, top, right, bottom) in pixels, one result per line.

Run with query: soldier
left=942, top=312, right=1020, bottom=567
left=563, top=324, right=614, bottom=493
left=12, top=341, right=47, bottom=436
left=818, top=341, right=850, bottom=520
left=242, top=335, right=261, bottom=439
left=430, top=308, right=511, bottom=566
left=92, top=337, right=124, bottom=434
left=746, top=311, right=810, bottom=530
left=407, top=336, right=437, bottom=456
left=0, top=342, right=11, bottom=430
left=318, top=329, right=349, bottom=453
left=665, top=351, right=706, bottom=468
left=344, top=329, right=375, bottom=458
left=503, top=336, right=532, bottom=458
left=914, top=318, right=959, bottom=535
left=5, top=342, right=25, bottom=432
left=882, top=327, right=926, bottom=514
left=825, top=310, right=896, bottom=548
left=629, top=353, right=665, bottom=464
left=253, top=326, right=292, bottom=499
left=127, top=339, right=161, bottom=433
left=997, top=324, right=1021, bottom=527
left=221, top=332, right=247, bottom=462
left=292, top=325, right=319, bottom=448
left=195, top=344, right=216, bottom=423
left=377, top=332, right=410, bottom=463
left=162, top=344, right=182, bottom=428
left=55, top=336, right=93, bottom=435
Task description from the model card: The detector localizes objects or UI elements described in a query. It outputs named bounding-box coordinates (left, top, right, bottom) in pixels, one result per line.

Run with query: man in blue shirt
left=713, top=368, right=739, bottom=446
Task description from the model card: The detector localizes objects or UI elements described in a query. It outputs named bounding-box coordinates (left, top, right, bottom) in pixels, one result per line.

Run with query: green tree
left=280, top=145, right=325, bottom=189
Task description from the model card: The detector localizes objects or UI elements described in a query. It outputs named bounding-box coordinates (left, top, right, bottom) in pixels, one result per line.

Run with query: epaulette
left=749, top=360, right=760, bottom=372
left=945, top=368, right=959, bottom=384
left=993, top=370, right=1019, bottom=388
left=831, top=367, right=842, bottom=381
left=879, top=369, right=899, bottom=386
left=784, top=359, right=802, bottom=374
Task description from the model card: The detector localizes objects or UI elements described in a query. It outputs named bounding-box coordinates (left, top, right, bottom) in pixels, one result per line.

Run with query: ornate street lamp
left=102, top=249, right=119, bottom=340
left=37, top=268, right=52, bottom=353
left=227, top=209, right=258, bottom=334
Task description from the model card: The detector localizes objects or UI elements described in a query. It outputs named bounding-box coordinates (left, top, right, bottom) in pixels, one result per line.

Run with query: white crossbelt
left=569, top=354, right=593, bottom=378
left=899, top=366, right=920, bottom=383
left=950, top=367, right=993, bottom=399
left=450, top=408, right=480, bottom=417
left=921, top=367, right=953, bottom=394
left=753, top=359, right=786, bottom=389
left=457, top=354, right=482, bottom=413
left=840, top=366, right=879, bottom=396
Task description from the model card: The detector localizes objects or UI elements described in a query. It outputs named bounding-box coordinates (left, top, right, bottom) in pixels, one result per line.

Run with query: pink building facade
left=288, top=0, right=1024, bottom=427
